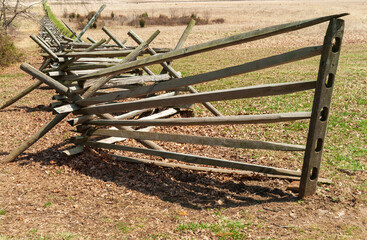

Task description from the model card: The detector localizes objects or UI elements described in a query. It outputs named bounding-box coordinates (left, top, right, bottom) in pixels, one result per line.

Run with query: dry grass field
left=0, top=0, right=366, bottom=239
left=48, top=0, right=367, bottom=48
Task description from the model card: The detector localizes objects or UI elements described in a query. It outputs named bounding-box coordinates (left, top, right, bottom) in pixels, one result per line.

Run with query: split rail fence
left=0, top=5, right=347, bottom=198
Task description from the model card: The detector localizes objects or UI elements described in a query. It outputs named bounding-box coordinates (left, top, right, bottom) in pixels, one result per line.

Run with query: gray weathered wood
left=0, top=81, right=42, bottom=110
left=74, top=4, right=106, bottom=42
left=90, top=129, right=306, bottom=151
left=299, top=19, right=345, bottom=198
left=81, top=30, right=160, bottom=99
left=87, top=37, right=96, bottom=43
left=129, top=28, right=223, bottom=117
left=61, top=20, right=77, bottom=38
left=75, top=14, right=347, bottom=81
left=102, top=26, right=126, bottom=49
left=175, top=19, right=196, bottom=50
left=62, top=35, right=74, bottom=42
left=0, top=59, right=51, bottom=109
left=62, top=63, right=114, bottom=71
left=42, top=50, right=140, bottom=58
left=73, top=45, right=322, bottom=107
left=67, top=114, right=96, bottom=126
left=62, top=146, right=84, bottom=157
left=97, top=126, right=153, bottom=144
left=37, top=35, right=52, bottom=49
left=84, top=74, right=172, bottom=89
left=99, top=113, right=164, bottom=151
left=30, top=34, right=58, bottom=60
left=44, top=26, right=64, bottom=51
left=58, top=38, right=107, bottom=71
left=88, top=112, right=311, bottom=126
left=78, top=81, right=316, bottom=115
left=20, top=63, right=71, bottom=97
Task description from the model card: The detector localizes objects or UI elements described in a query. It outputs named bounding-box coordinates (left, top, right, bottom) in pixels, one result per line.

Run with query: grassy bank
left=43, top=1, right=73, bottom=37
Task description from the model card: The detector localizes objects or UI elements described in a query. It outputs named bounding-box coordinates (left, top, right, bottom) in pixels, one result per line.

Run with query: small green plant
left=176, top=222, right=208, bottom=231
left=176, top=218, right=248, bottom=239
left=139, top=18, right=146, bottom=28
left=0, top=209, right=6, bottom=215
left=43, top=201, right=53, bottom=208
left=29, top=229, right=38, bottom=234
left=147, top=233, right=171, bottom=239
left=58, top=232, right=77, bottom=240
left=116, top=222, right=131, bottom=233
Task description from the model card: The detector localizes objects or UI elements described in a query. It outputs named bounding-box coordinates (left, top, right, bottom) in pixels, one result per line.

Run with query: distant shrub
left=63, top=9, right=68, bottom=18
left=69, top=12, right=76, bottom=19
left=139, top=18, right=146, bottom=28
left=111, top=11, right=115, bottom=19
left=140, top=12, right=148, bottom=18
left=77, top=18, right=86, bottom=30
left=118, top=11, right=225, bottom=27
left=76, top=13, right=81, bottom=19
left=87, top=11, right=96, bottom=21
left=212, top=18, right=225, bottom=24
left=0, top=32, right=23, bottom=66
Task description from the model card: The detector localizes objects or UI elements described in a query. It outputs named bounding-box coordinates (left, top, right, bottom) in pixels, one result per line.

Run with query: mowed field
left=0, top=0, right=366, bottom=239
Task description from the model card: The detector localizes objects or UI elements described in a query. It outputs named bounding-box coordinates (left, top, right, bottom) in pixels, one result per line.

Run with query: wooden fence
left=0, top=6, right=347, bottom=198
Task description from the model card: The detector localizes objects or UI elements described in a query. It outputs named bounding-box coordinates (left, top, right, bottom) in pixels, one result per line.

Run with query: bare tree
left=0, top=0, right=40, bottom=33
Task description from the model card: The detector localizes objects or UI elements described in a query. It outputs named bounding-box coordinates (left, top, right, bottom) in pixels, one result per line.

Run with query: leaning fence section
left=0, top=5, right=347, bottom=198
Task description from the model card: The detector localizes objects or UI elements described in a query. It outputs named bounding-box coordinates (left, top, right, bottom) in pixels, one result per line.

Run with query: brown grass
left=49, top=0, right=367, bottom=49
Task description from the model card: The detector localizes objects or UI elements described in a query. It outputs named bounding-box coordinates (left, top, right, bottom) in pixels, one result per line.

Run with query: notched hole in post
left=315, top=138, right=323, bottom=152
left=332, top=37, right=341, bottom=53
left=325, top=73, right=334, bottom=88
left=320, top=107, right=329, bottom=121
left=310, top=167, right=318, bottom=180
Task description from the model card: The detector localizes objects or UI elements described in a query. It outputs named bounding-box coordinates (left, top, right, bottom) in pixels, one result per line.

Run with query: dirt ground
left=1, top=0, right=366, bottom=239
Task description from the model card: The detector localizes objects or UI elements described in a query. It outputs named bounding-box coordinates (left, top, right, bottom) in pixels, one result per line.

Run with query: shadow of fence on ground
left=12, top=145, right=296, bottom=209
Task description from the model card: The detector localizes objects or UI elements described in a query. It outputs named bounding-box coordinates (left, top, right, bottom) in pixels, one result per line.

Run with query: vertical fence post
left=299, top=18, right=345, bottom=198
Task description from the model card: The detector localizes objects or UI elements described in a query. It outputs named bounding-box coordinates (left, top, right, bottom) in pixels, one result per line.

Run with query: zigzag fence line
left=0, top=3, right=347, bottom=198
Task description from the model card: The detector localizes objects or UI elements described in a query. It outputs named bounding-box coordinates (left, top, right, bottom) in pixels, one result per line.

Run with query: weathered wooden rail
left=0, top=5, right=347, bottom=198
